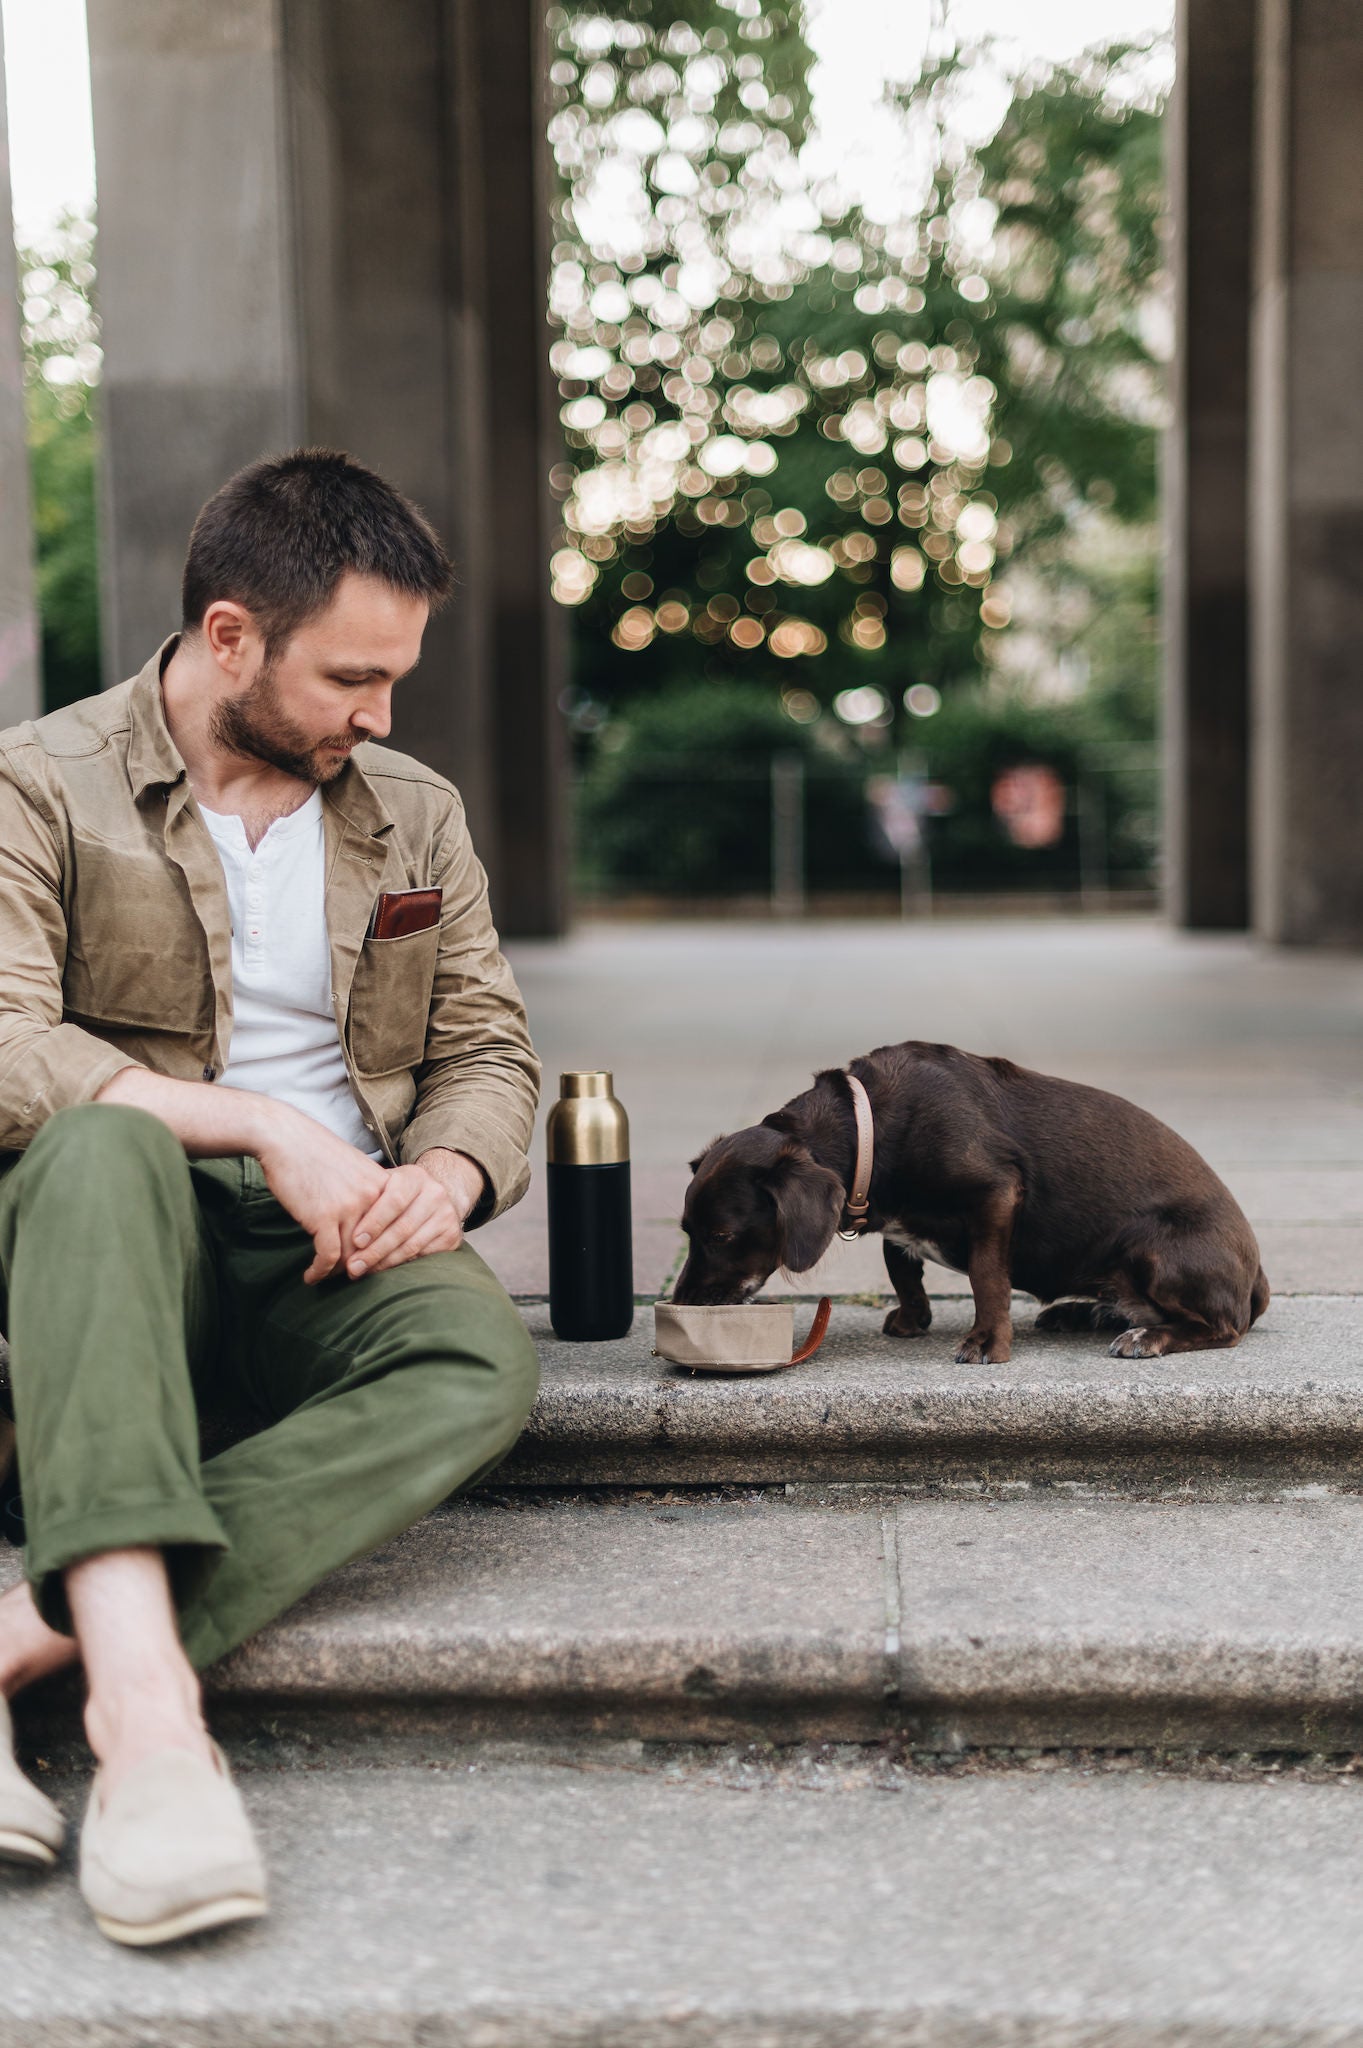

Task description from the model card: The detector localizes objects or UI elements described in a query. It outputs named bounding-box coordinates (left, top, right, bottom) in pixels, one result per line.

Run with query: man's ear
left=762, top=1143, right=845, bottom=1273
left=200, top=598, right=255, bottom=673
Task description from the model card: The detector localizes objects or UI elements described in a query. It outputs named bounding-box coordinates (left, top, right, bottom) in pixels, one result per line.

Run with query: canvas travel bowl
left=652, top=1297, right=832, bottom=1374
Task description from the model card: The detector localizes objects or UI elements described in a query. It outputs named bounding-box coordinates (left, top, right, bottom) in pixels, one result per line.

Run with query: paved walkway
left=477, top=917, right=1363, bottom=1302
left=7, top=917, right=1363, bottom=2038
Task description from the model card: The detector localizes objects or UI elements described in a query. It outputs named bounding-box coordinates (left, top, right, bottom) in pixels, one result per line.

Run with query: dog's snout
left=673, top=1248, right=753, bottom=1307
left=673, top=1263, right=734, bottom=1307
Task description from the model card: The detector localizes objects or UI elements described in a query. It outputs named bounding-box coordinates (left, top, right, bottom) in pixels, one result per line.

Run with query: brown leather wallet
left=366, top=887, right=442, bottom=941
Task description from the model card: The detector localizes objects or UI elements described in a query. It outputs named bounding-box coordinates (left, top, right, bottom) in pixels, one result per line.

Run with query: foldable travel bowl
left=652, top=1298, right=831, bottom=1375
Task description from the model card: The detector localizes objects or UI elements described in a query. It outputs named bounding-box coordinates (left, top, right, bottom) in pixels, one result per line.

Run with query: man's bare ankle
left=85, top=1678, right=213, bottom=1791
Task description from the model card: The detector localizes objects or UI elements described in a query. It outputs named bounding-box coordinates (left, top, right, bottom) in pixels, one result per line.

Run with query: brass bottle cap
left=560, top=1070, right=612, bottom=1099
left=547, top=1070, right=629, bottom=1165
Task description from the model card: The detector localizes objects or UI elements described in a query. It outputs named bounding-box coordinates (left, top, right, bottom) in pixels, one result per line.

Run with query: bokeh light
left=834, top=684, right=891, bottom=725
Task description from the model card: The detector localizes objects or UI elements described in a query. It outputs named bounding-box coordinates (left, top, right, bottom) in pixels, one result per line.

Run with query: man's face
left=210, top=571, right=429, bottom=786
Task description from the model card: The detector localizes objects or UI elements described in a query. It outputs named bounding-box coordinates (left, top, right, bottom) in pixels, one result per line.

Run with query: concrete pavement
left=7, top=917, right=1363, bottom=2037
left=6, top=1757, right=1363, bottom=2045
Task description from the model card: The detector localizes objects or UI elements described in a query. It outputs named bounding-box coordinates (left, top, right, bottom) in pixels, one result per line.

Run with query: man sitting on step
left=0, top=449, right=540, bottom=1947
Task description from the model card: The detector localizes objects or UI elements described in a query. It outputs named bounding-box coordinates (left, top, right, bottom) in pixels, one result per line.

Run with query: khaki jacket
left=0, top=644, right=540, bottom=1222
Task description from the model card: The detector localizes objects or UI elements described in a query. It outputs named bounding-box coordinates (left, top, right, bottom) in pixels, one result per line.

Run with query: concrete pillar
left=1164, top=0, right=1256, bottom=930
left=1250, top=0, right=1363, bottom=946
left=0, top=8, right=41, bottom=728
left=85, top=2, right=301, bottom=692
left=87, top=0, right=566, bottom=933
left=471, top=0, right=568, bottom=940
left=279, top=0, right=498, bottom=860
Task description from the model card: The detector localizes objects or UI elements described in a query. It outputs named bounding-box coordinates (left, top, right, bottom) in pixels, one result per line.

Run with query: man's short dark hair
left=181, top=448, right=454, bottom=654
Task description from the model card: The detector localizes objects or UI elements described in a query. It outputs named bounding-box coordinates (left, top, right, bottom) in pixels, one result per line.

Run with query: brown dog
left=675, top=1041, right=1269, bottom=1364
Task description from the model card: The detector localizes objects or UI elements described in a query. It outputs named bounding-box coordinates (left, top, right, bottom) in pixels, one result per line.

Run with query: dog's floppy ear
left=688, top=1136, right=727, bottom=1177
left=761, top=1141, right=845, bottom=1273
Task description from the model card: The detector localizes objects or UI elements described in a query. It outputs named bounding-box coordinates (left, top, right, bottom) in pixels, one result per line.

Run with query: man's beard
left=210, top=663, right=356, bottom=785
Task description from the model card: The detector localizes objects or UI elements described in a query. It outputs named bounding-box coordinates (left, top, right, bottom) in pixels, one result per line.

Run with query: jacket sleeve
left=397, top=792, right=541, bottom=1222
left=0, top=754, right=142, bottom=1149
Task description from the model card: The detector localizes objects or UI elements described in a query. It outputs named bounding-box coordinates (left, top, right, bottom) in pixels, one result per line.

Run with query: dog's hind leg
left=1106, top=1220, right=1262, bottom=1358
left=1109, top=1313, right=1244, bottom=1359
left=1106, top=1251, right=1249, bottom=1360
left=1250, top=1266, right=1271, bottom=1324
left=883, top=1240, right=932, bottom=1338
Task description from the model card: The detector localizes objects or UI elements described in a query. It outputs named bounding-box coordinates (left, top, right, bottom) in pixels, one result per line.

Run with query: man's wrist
left=241, top=1092, right=298, bottom=1161
left=417, top=1147, right=488, bottom=1223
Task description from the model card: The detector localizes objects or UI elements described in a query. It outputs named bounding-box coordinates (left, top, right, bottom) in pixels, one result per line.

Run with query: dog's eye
left=710, top=1230, right=734, bottom=1244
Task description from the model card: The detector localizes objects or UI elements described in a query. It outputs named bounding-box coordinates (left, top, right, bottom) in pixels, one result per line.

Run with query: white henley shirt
left=199, top=791, right=380, bottom=1157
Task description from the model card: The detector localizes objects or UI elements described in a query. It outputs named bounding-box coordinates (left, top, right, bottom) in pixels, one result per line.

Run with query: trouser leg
left=174, top=1176, right=539, bottom=1669
left=0, top=1105, right=228, bottom=1635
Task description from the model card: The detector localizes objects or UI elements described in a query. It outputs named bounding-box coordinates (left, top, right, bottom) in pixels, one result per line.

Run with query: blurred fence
left=575, top=743, right=1159, bottom=914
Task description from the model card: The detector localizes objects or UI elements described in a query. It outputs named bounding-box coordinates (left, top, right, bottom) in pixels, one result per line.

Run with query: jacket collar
left=125, top=639, right=190, bottom=801
left=323, top=745, right=395, bottom=841
left=125, top=634, right=394, bottom=840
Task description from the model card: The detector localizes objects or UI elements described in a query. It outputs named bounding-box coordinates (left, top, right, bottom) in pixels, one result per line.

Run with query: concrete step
left=6, top=1295, right=1362, bottom=1498
left=507, top=1294, right=1363, bottom=1490
left=5, top=1751, right=1363, bottom=2045
left=12, top=1490, right=1363, bottom=1752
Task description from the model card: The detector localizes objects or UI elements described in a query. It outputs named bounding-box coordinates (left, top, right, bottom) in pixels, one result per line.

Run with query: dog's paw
left=955, top=1331, right=1011, bottom=1366
left=884, top=1304, right=932, bottom=1338
left=1108, top=1326, right=1171, bottom=1360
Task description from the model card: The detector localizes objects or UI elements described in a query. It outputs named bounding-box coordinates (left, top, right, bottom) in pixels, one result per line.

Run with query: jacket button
left=202, top=1065, right=217, bottom=1083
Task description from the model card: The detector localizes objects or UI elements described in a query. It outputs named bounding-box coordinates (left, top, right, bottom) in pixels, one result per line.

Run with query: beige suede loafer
left=0, top=1695, right=64, bottom=1869
left=79, top=1744, right=266, bottom=1947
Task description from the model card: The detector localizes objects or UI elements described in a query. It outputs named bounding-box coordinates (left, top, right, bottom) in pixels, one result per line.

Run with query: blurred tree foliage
left=578, top=679, right=873, bottom=894
left=16, top=211, right=103, bottom=712
left=548, top=1, right=1168, bottom=894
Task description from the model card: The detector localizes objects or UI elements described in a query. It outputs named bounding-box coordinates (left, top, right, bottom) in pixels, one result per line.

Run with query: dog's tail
left=1250, top=1265, right=1271, bottom=1325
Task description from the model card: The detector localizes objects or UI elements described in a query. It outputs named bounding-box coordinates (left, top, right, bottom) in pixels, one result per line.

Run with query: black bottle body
left=547, top=1160, right=634, bottom=1340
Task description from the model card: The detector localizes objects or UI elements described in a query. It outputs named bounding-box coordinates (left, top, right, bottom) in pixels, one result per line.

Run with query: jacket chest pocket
left=63, top=836, right=207, bottom=1032
left=347, top=924, right=441, bottom=1075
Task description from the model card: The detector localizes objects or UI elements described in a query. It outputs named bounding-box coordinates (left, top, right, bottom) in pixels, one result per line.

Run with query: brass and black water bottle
left=547, top=1071, right=633, bottom=1340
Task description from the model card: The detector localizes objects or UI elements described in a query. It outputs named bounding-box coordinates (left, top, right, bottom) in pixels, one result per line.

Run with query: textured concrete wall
left=280, top=0, right=497, bottom=853
left=472, top=0, right=568, bottom=939
left=0, top=9, right=41, bottom=728
left=1165, top=1, right=1255, bottom=930
left=87, top=0, right=565, bottom=932
left=1251, top=0, right=1363, bottom=945
left=85, top=0, right=300, bottom=686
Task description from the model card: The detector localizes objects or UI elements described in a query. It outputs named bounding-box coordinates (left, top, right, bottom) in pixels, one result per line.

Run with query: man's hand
left=343, top=1147, right=487, bottom=1280
left=254, top=1110, right=392, bottom=1284
left=95, top=1068, right=487, bottom=1285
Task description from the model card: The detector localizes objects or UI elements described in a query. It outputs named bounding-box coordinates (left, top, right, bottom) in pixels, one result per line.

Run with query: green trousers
left=0, top=1104, right=539, bottom=1667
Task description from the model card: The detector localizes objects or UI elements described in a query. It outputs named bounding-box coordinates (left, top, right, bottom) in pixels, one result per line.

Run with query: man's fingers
left=305, top=1223, right=343, bottom=1286
left=351, top=1176, right=417, bottom=1250
left=366, top=1211, right=462, bottom=1274
left=347, top=1185, right=442, bottom=1275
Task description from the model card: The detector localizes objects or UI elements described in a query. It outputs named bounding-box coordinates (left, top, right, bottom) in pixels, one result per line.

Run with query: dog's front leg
left=883, top=1240, right=932, bottom=1338
left=956, top=1183, right=1021, bottom=1365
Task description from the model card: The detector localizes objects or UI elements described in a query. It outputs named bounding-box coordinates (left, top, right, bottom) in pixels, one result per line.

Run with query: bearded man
left=0, top=449, right=540, bottom=1946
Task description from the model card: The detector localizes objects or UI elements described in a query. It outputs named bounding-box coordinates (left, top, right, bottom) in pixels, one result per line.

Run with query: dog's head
left=672, top=1125, right=846, bottom=1305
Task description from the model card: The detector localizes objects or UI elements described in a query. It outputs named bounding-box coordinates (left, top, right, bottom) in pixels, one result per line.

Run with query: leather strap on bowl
left=789, top=1296, right=832, bottom=1364
left=838, top=1073, right=875, bottom=1239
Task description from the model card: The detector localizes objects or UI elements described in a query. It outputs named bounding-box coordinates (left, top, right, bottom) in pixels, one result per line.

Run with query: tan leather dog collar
left=839, top=1072, right=875, bottom=1239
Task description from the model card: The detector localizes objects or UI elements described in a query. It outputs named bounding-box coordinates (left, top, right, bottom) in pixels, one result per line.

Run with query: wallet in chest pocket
left=366, top=888, right=442, bottom=940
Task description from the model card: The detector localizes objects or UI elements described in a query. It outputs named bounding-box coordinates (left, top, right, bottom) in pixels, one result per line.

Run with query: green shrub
left=577, top=682, right=887, bottom=897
